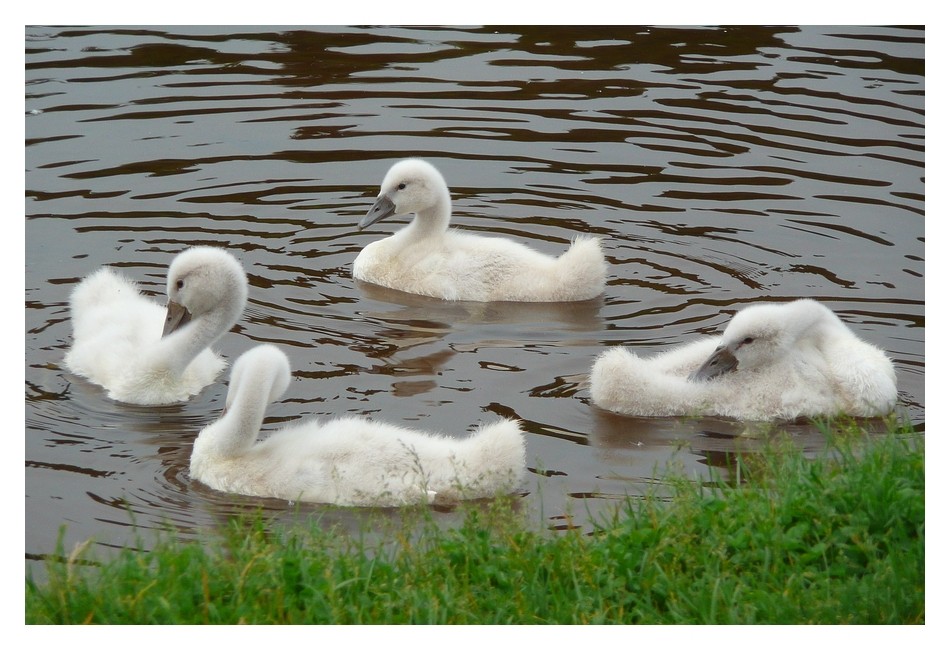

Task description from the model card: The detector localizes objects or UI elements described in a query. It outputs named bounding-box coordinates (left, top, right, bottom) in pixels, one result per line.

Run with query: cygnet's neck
left=200, top=368, right=274, bottom=459
left=158, top=308, right=234, bottom=377
left=405, top=185, right=452, bottom=240
left=786, top=302, right=846, bottom=349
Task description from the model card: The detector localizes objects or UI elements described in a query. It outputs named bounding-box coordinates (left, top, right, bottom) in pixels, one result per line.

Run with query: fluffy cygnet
left=590, top=299, right=898, bottom=421
left=189, top=344, right=527, bottom=506
left=353, top=158, right=607, bottom=302
left=64, top=246, right=248, bottom=405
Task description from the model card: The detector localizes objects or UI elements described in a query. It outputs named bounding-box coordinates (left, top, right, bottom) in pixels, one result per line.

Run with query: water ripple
left=26, top=25, right=924, bottom=567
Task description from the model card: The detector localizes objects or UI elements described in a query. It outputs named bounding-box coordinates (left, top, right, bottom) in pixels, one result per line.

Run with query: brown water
left=25, top=25, right=925, bottom=573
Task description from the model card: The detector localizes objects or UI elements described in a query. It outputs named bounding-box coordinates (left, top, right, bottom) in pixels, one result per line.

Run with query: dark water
left=25, top=25, right=925, bottom=573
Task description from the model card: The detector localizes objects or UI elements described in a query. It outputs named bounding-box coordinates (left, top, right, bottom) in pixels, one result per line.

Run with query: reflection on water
left=26, top=25, right=924, bottom=573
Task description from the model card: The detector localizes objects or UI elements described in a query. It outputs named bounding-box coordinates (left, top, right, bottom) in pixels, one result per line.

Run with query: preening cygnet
left=590, top=299, right=898, bottom=421
left=189, top=344, right=527, bottom=507
left=64, top=246, right=248, bottom=405
left=353, top=158, right=607, bottom=302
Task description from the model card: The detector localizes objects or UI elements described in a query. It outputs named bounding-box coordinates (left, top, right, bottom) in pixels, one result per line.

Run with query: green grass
left=26, top=423, right=924, bottom=624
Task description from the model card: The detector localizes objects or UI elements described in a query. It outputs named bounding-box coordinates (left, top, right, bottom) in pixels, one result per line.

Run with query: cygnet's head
left=225, top=344, right=291, bottom=410
left=360, top=158, right=450, bottom=230
left=689, top=299, right=837, bottom=381
left=163, top=246, right=248, bottom=337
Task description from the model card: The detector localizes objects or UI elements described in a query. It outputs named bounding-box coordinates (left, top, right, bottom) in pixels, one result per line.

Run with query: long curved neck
left=157, top=308, right=233, bottom=377
left=406, top=184, right=452, bottom=239
left=198, top=371, right=273, bottom=458
left=787, top=301, right=844, bottom=349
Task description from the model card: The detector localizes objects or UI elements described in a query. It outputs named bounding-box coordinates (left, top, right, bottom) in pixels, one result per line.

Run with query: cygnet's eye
left=397, top=182, right=406, bottom=190
left=741, top=336, right=755, bottom=345
left=176, top=279, right=184, bottom=290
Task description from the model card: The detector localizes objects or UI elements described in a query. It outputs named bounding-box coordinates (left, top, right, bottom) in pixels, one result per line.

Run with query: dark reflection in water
left=26, top=25, right=924, bottom=575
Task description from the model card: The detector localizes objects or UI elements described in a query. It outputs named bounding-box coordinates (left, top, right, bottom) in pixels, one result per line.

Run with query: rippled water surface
left=25, top=25, right=925, bottom=571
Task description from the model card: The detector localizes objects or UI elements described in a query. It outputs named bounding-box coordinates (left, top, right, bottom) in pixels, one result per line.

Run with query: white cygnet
left=590, top=299, right=898, bottom=421
left=189, top=344, right=527, bottom=507
left=64, top=246, right=248, bottom=405
left=353, top=158, right=607, bottom=302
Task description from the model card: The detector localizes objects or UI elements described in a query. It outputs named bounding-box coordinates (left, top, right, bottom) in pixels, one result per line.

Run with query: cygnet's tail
left=444, top=419, right=526, bottom=500
left=70, top=267, right=141, bottom=314
left=590, top=346, right=704, bottom=417
left=554, top=236, right=607, bottom=301
left=590, top=346, right=635, bottom=412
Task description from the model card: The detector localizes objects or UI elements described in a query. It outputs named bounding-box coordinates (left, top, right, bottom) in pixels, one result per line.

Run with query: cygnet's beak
left=162, top=300, right=192, bottom=337
left=689, top=345, right=739, bottom=382
left=359, top=193, right=397, bottom=230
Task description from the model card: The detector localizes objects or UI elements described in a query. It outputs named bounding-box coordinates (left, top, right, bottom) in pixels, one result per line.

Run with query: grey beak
left=688, top=345, right=738, bottom=382
left=163, top=300, right=192, bottom=337
left=359, top=194, right=397, bottom=230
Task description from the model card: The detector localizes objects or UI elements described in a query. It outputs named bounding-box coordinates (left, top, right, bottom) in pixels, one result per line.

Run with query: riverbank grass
left=26, top=425, right=923, bottom=624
